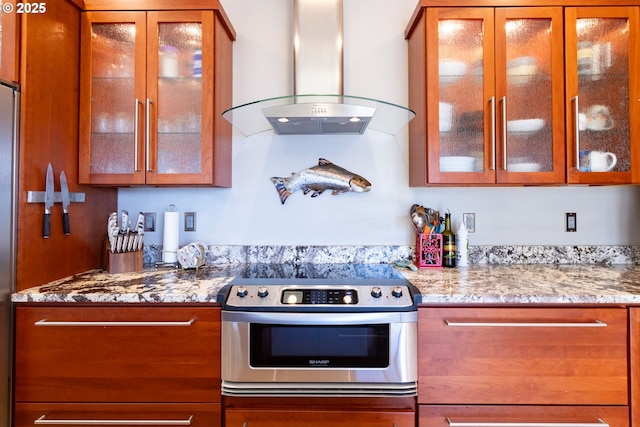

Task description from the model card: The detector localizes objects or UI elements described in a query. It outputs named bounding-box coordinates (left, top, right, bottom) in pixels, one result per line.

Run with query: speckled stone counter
left=11, top=263, right=640, bottom=305
left=11, top=266, right=238, bottom=304
left=401, top=264, right=640, bottom=305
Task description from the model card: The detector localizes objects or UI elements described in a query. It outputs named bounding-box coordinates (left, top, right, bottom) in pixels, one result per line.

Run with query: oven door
left=221, top=311, right=417, bottom=397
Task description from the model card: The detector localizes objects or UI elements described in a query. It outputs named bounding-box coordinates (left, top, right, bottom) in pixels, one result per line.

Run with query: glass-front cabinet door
left=79, top=11, right=216, bottom=185
left=146, top=11, right=213, bottom=185
left=426, top=7, right=565, bottom=184
left=565, top=7, right=639, bottom=184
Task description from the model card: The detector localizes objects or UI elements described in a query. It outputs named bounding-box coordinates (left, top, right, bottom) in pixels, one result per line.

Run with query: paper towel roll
left=163, top=210, right=179, bottom=263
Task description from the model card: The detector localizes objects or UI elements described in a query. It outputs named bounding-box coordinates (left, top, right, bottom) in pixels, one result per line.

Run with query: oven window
left=250, top=324, right=389, bottom=368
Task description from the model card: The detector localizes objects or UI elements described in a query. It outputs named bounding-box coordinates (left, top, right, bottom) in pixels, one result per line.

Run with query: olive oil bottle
left=442, top=209, right=456, bottom=268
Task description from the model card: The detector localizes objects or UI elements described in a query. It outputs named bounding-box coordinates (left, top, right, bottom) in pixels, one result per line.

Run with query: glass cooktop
left=235, top=263, right=404, bottom=280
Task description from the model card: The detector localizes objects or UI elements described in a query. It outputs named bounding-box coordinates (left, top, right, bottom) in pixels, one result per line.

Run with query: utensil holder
left=102, top=239, right=143, bottom=274
left=415, top=233, right=443, bottom=268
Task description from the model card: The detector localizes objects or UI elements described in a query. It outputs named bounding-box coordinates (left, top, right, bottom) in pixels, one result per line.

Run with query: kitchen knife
left=43, top=163, right=54, bottom=238
left=60, top=170, right=71, bottom=235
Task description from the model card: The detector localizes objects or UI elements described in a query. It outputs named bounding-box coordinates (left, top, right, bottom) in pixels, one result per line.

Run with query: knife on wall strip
left=43, top=163, right=54, bottom=238
left=60, top=170, right=71, bottom=235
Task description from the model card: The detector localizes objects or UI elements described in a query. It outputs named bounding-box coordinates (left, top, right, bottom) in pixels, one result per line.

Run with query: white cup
left=581, top=150, right=617, bottom=172
left=585, top=105, right=614, bottom=131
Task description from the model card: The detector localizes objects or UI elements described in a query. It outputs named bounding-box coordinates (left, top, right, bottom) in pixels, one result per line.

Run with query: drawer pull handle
left=34, top=415, right=194, bottom=425
left=34, top=319, right=195, bottom=327
left=444, top=320, right=607, bottom=328
left=447, top=417, right=609, bottom=427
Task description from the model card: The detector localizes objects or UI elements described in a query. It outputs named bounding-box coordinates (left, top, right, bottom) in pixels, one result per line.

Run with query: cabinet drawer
left=418, top=307, right=628, bottom=405
left=419, top=405, right=629, bottom=427
left=15, top=305, right=220, bottom=403
left=226, top=408, right=415, bottom=427
left=15, top=403, right=220, bottom=427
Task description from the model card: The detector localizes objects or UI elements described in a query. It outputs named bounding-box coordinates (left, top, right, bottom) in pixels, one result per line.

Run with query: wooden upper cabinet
left=0, top=5, right=20, bottom=82
left=79, top=8, right=234, bottom=186
left=407, top=7, right=565, bottom=186
left=565, top=7, right=640, bottom=185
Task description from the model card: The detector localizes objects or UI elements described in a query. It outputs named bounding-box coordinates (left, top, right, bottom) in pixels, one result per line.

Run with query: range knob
left=391, top=286, right=404, bottom=298
left=371, top=286, right=383, bottom=298
left=343, top=294, right=353, bottom=304
left=236, top=286, right=248, bottom=298
left=257, top=286, right=269, bottom=298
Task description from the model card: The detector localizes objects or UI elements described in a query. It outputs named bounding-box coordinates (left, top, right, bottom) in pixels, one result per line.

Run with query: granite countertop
left=11, top=263, right=640, bottom=305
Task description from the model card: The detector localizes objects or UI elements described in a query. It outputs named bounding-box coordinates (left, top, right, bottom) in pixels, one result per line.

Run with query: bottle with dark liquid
left=442, top=209, right=456, bottom=268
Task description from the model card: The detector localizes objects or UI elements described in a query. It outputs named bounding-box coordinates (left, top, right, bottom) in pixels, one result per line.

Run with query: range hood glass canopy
left=222, top=0, right=415, bottom=136
left=223, top=94, right=415, bottom=136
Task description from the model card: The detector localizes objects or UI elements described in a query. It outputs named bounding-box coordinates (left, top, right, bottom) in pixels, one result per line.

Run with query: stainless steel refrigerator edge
left=0, top=79, right=19, bottom=427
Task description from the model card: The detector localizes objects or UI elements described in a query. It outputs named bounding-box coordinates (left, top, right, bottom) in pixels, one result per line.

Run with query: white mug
left=585, top=105, right=614, bottom=131
left=580, top=150, right=617, bottom=172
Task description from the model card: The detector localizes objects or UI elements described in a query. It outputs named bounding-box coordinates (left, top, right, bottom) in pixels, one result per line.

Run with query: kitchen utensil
left=120, top=210, right=129, bottom=234
left=60, top=170, right=70, bottom=235
left=410, top=204, right=428, bottom=234
left=43, top=163, right=54, bottom=239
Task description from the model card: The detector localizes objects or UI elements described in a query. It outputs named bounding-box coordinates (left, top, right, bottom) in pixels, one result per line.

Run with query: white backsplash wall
left=118, top=0, right=640, bottom=248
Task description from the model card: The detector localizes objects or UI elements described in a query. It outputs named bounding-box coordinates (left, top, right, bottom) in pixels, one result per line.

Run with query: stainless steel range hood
left=222, top=0, right=415, bottom=136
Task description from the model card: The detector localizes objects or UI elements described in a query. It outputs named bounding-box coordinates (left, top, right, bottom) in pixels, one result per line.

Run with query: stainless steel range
left=217, top=264, right=421, bottom=397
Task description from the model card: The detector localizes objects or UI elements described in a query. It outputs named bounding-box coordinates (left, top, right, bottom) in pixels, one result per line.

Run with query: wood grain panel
left=17, top=0, right=117, bottom=290
left=0, top=5, right=19, bottom=82
left=225, top=408, right=415, bottom=427
left=15, top=403, right=221, bottom=427
left=419, top=405, right=629, bottom=427
left=418, top=307, right=628, bottom=405
left=14, top=305, right=221, bottom=403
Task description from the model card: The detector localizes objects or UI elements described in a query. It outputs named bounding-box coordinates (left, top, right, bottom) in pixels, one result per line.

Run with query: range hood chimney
left=222, top=0, right=415, bottom=136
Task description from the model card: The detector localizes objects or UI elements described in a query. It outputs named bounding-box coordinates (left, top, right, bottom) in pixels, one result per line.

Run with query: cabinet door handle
left=444, top=320, right=607, bottom=327
left=489, top=96, right=496, bottom=171
left=34, top=319, right=195, bottom=327
left=145, top=98, right=153, bottom=172
left=447, top=417, right=609, bottom=427
left=500, top=96, right=507, bottom=170
left=572, top=95, right=580, bottom=169
left=134, top=98, right=142, bottom=172
left=34, top=415, right=193, bottom=425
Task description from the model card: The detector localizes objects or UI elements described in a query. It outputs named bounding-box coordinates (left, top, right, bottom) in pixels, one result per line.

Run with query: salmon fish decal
left=270, top=158, right=372, bottom=204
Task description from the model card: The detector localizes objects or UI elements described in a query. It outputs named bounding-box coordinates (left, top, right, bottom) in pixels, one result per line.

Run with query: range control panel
left=221, top=279, right=418, bottom=310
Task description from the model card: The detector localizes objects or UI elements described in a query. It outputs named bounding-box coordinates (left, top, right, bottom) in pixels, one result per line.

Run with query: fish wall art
left=271, top=158, right=371, bottom=204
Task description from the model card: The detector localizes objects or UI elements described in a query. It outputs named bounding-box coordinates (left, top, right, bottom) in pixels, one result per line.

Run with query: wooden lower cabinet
left=224, top=397, right=416, bottom=427
left=419, top=405, right=629, bottom=427
left=226, top=408, right=415, bottom=427
left=14, top=304, right=222, bottom=426
left=15, top=403, right=221, bottom=427
left=418, top=307, right=628, bottom=405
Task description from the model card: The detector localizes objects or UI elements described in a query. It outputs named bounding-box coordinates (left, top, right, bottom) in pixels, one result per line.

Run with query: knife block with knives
left=102, top=210, right=144, bottom=274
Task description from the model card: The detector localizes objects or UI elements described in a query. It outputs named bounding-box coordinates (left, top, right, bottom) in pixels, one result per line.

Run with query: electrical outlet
left=463, top=213, right=475, bottom=233
left=143, top=212, right=156, bottom=232
left=565, top=212, right=577, bottom=232
left=184, top=212, right=196, bottom=232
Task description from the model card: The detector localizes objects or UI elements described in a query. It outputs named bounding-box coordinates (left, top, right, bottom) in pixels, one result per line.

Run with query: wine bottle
left=442, top=209, right=456, bottom=268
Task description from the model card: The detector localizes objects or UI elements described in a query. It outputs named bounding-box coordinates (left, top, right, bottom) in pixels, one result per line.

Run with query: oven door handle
left=222, top=310, right=417, bottom=324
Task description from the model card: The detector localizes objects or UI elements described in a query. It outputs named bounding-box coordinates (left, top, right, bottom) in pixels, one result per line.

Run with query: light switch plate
left=565, top=212, right=577, bottom=232
left=143, top=212, right=156, bottom=232
left=184, top=212, right=196, bottom=232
